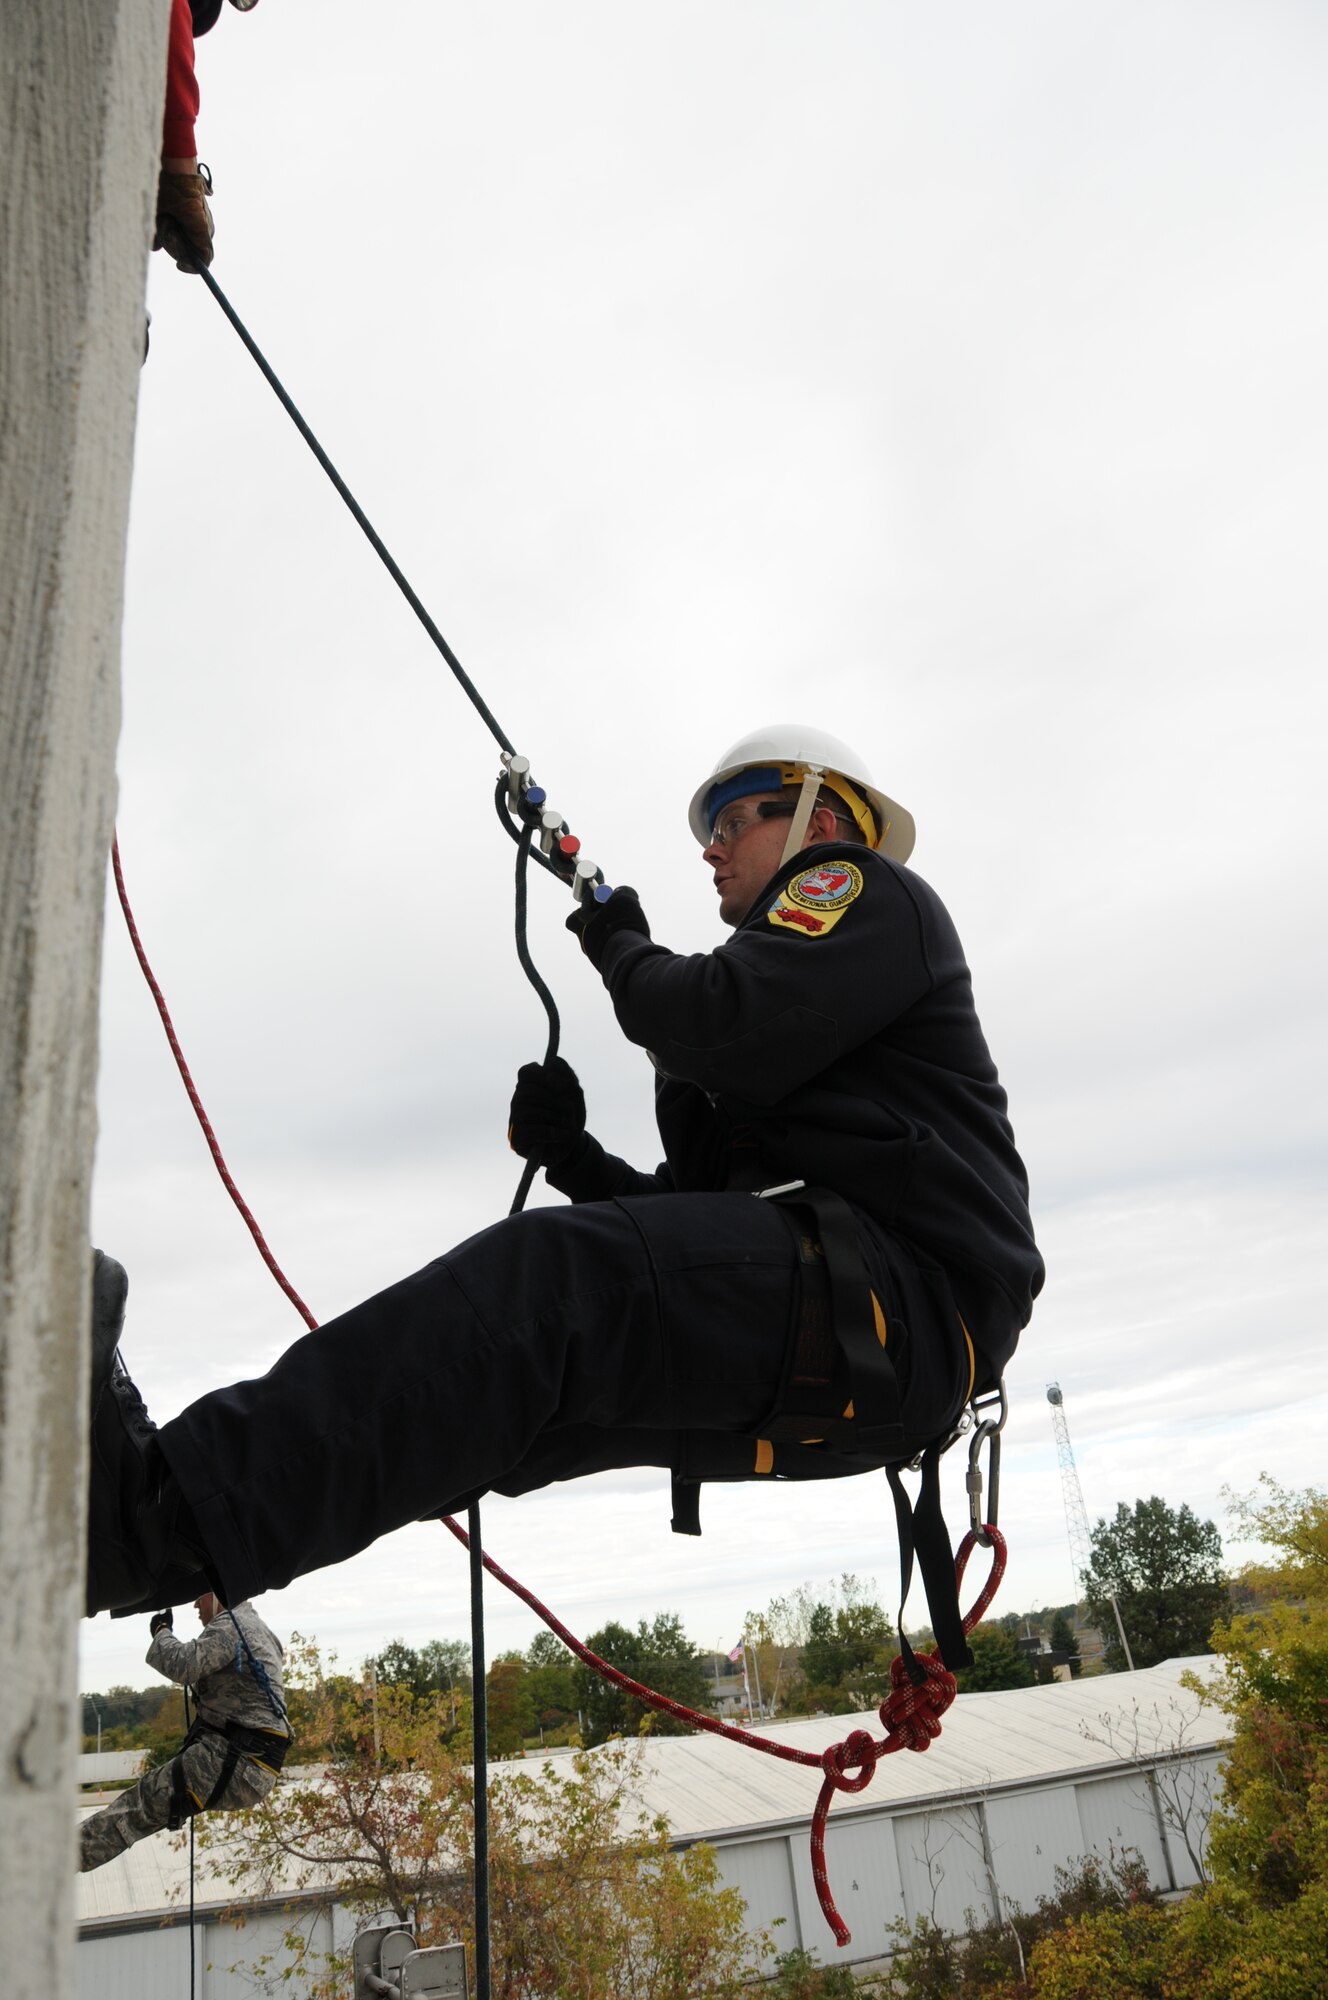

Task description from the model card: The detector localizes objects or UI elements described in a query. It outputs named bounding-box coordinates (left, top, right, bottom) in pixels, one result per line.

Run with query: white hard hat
left=688, top=724, right=915, bottom=863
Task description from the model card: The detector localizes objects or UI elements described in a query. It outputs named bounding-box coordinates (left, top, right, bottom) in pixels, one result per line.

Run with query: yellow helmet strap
left=776, top=765, right=880, bottom=851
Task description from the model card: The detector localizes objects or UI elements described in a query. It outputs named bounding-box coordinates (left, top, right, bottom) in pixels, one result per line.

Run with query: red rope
left=110, top=834, right=318, bottom=1331
left=112, top=832, right=1007, bottom=1945
left=444, top=1514, right=1007, bottom=1945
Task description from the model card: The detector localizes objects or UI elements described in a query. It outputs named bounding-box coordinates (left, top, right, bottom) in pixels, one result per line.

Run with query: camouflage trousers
left=79, top=1730, right=276, bottom=1872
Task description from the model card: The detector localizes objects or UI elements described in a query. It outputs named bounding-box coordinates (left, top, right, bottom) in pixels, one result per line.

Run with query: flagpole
left=749, top=1636, right=766, bottom=1720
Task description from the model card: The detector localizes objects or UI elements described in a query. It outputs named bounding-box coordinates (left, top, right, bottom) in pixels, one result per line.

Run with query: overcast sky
left=81, top=0, right=1327, bottom=1699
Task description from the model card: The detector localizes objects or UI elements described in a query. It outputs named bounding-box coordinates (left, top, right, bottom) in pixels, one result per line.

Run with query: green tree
left=80, top=1681, right=181, bottom=1755
left=373, top=1637, right=432, bottom=1699
left=487, top=1653, right=536, bottom=1758
left=421, top=1637, right=473, bottom=1700
left=953, top=1623, right=1037, bottom=1693
left=1082, top=1497, right=1228, bottom=1671
left=765, top=1946, right=860, bottom=1998
left=372, top=1635, right=471, bottom=1704
left=525, top=1629, right=578, bottom=1736
left=1049, top=1611, right=1081, bottom=1678
left=575, top=1614, right=709, bottom=1744
left=797, top=1576, right=895, bottom=1707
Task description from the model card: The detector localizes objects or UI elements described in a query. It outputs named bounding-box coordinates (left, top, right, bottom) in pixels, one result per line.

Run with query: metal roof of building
left=614, top=1655, right=1227, bottom=1843
left=77, top=1656, right=1227, bottom=1929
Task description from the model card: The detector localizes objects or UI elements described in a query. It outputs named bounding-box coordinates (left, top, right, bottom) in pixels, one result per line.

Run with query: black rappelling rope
left=188, top=263, right=575, bottom=2000
left=183, top=1682, right=197, bottom=2000
left=505, top=788, right=563, bottom=1208
left=469, top=810, right=561, bottom=1995
left=194, top=263, right=515, bottom=759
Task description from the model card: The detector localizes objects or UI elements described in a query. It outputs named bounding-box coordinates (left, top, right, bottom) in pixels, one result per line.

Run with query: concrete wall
left=0, top=1, right=168, bottom=1986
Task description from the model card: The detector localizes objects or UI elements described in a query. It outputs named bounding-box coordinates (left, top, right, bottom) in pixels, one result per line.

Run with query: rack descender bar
left=502, top=753, right=612, bottom=905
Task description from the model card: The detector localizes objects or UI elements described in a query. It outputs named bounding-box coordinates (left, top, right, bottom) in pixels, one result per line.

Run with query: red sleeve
left=161, top=0, right=200, bottom=159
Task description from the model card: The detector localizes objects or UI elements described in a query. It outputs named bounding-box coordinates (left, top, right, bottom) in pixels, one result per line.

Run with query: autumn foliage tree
left=937, top=1483, right=1328, bottom=1997
left=1201, top=1477, right=1328, bottom=1904
left=199, top=1638, right=763, bottom=2000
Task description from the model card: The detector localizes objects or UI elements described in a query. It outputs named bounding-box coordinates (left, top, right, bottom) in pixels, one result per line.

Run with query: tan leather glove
left=155, top=163, right=215, bottom=271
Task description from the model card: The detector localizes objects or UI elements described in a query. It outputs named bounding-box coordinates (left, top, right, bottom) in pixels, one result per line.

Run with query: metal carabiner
left=965, top=1379, right=1008, bottom=1549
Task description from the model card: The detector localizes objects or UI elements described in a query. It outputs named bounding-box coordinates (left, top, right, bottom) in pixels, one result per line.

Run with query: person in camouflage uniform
left=79, top=1591, right=291, bottom=1872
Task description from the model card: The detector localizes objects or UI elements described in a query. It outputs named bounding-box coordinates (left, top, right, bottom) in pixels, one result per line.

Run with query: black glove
left=508, top=1058, right=587, bottom=1168
left=565, top=885, right=651, bottom=972
left=150, top=1609, right=174, bottom=1638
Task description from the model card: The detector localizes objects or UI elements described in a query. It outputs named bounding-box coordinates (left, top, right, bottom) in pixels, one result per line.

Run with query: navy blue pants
left=158, top=1195, right=971, bottom=1605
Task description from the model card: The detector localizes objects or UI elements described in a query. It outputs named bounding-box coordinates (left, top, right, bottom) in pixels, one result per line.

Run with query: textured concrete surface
left=0, top=1, right=168, bottom=1984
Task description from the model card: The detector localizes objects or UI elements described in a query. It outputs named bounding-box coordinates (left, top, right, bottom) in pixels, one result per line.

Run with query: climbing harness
left=113, top=267, right=1012, bottom=1964
left=224, top=1603, right=291, bottom=1732
left=163, top=1610, right=290, bottom=1831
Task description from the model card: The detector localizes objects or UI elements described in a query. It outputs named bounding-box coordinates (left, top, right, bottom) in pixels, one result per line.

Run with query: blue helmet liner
left=704, top=766, right=785, bottom=830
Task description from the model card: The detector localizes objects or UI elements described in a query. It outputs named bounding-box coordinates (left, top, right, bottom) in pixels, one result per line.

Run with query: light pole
left=1106, top=1591, right=1137, bottom=1672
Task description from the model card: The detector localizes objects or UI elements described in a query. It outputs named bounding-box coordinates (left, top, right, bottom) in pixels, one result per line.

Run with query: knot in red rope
left=878, top=1649, right=956, bottom=1753
left=819, top=1728, right=878, bottom=1795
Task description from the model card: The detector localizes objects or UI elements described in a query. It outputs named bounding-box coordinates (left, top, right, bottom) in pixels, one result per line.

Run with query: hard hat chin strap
left=779, top=767, right=825, bottom=866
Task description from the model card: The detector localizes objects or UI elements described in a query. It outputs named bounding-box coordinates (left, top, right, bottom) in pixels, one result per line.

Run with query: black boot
left=85, top=1251, right=213, bottom=1617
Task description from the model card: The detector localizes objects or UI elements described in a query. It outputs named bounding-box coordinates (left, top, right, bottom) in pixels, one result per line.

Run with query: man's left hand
left=150, top=1609, right=174, bottom=1638
left=155, top=164, right=215, bottom=271
left=566, top=886, right=651, bottom=971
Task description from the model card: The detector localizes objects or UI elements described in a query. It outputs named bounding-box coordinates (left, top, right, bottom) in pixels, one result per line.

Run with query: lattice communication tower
left=1046, top=1382, right=1094, bottom=1594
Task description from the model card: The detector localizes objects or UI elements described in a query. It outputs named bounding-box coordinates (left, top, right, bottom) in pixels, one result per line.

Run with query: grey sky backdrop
left=82, top=0, right=1326, bottom=1698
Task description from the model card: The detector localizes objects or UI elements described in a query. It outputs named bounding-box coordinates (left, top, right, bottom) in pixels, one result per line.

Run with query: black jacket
left=550, top=844, right=1042, bottom=1378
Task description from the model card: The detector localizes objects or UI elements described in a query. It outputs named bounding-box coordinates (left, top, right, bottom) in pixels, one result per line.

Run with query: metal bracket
left=353, top=1926, right=469, bottom=2000
left=402, top=1943, right=469, bottom=1999
left=353, top=1926, right=415, bottom=2000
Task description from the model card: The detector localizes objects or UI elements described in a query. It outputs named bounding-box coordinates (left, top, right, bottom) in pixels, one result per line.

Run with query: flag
left=727, top=1640, right=744, bottom=1665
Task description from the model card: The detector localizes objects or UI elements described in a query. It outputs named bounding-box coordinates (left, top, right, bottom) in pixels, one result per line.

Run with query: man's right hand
left=150, top=1609, right=174, bottom=1638
left=508, top=1058, right=587, bottom=1168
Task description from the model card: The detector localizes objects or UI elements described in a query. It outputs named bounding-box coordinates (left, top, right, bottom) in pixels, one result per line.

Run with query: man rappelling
left=79, top=1578, right=289, bottom=1872
left=84, top=725, right=1043, bottom=1659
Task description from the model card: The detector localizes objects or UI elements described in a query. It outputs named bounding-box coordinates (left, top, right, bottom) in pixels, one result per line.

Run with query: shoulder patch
left=766, top=859, right=865, bottom=938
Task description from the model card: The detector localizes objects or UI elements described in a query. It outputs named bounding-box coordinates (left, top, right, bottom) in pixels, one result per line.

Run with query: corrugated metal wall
left=78, top=1925, right=194, bottom=2000
left=894, top=1802, right=991, bottom=1931
left=985, top=1786, right=1086, bottom=1910
left=1077, top=1768, right=1173, bottom=1884
left=712, top=1835, right=801, bottom=1969
left=77, top=1747, right=1225, bottom=1981
left=77, top=1905, right=336, bottom=1999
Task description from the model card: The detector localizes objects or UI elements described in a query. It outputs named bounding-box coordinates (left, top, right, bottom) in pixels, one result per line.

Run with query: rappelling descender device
left=496, top=751, right=615, bottom=907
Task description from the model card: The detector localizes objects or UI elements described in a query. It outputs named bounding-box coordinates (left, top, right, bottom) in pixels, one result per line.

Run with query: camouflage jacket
left=147, top=1599, right=289, bottom=1739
